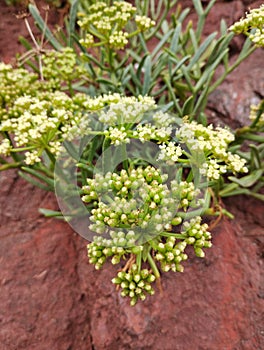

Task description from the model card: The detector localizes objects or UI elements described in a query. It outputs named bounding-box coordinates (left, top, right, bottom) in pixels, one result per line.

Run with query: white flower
left=25, top=150, right=41, bottom=165
left=135, top=15, right=156, bottom=30
left=200, top=160, right=227, bottom=180
left=0, top=139, right=11, bottom=156
left=225, top=152, right=248, bottom=173
left=109, top=31, right=129, bottom=49
left=157, top=142, right=183, bottom=164
left=106, top=127, right=130, bottom=145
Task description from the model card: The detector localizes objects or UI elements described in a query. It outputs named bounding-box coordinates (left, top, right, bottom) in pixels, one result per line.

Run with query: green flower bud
left=97, top=257, right=106, bottom=265
left=162, top=264, right=171, bottom=272
left=173, top=249, right=180, bottom=256
left=129, top=281, right=136, bottom=290
left=165, top=241, right=174, bottom=251
left=156, top=253, right=164, bottom=261
left=171, top=217, right=182, bottom=226
left=121, top=289, right=129, bottom=297
left=129, top=290, right=135, bottom=298
left=158, top=242, right=165, bottom=252
left=121, top=281, right=129, bottom=289
left=134, top=274, right=141, bottom=283
left=95, top=263, right=101, bottom=270
left=141, top=269, right=149, bottom=279
left=130, top=296, right=138, bottom=306
left=146, top=288, right=155, bottom=295
left=131, top=246, right=143, bottom=254
left=138, top=280, right=145, bottom=288
left=139, top=293, right=146, bottom=301
left=112, top=277, right=122, bottom=284
left=195, top=247, right=205, bottom=258
left=204, top=241, right=212, bottom=248
left=177, top=242, right=187, bottom=251
left=116, top=247, right=125, bottom=254
left=135, top=287, right=142, bottom=295
left=117, top=271, right=126, bottom=279
left=114, top=181, right=122, bottom=190
left=147, top=274, right=155, bottom=283
left=195, top=239, right=205, bottom=247
left=153, top=194, right=161, bottom=203
left=166, top=252, right=174, bottom=261
left=185, top=237, right=196, bottom=244
left=89, top=257, right=97, bottom=264
left=174, top=256, right=182, bottom=263
left=131, top=264, right=138, bottom=273
left=111, top=255, right=121, bottom=264
left=181, top=253, right=188, bottom=261
left=144, top=284, right=152, bottom=291
left=176, top=264, right=184, bottom=272
left=92, top=250, right=102, bottom=257
left=124, top=273, right=133, bottom=282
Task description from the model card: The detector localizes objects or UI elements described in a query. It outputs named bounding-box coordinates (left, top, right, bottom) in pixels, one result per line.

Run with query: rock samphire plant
left=0, top=0, right=263, bottom=305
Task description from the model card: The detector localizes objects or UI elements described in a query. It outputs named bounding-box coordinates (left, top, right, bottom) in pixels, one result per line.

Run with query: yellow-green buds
left=112, top=264, right=155, bottom=306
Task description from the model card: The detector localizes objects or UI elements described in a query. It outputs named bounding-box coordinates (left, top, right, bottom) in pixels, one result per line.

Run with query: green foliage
left=23, top=0, right=255, bottom=119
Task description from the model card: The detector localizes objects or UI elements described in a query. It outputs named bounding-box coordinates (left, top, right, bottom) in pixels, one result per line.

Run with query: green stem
left=121, top=143, right=129, bottom=171
left=147, top=252, right=160, bottom=279
left=136, top=251, right=142, bottom=273
left=11, top=146, right=36, bottom=152
left=0, top=162, right=21, bottom=171
left=160, top=232, right=187, bottom=239
left=45, top=148, right=56, bottom=168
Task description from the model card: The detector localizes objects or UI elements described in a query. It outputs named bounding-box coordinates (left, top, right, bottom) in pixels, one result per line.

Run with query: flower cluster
left=153, top=237, right=188, bottom=272
left=82, top=166, right=176, bottom=236
left=0, top=138, right=11, bottom=156
left=229, top=4, right=264, bottom=47
left=0, top=91, right=86, bottom=164
left=112, top=264, right=156, bottom=306
left=77, top=1, right=155, bottom=50
left=182, top=216, right=212, bottom=258
left=135, top=15, right=156, bottom=31
left=82, top=159, right=211, bottom=305
left=88, top=230, right=146, bottom=270
left=150, top=215, right=211, bottom=273
left=0, top=63, right=39, bottom=121
left=42, top=48, right=87, bottom=88
left=157, top=142, right=183, bottom=164
left=97, top=95, right=156, bottom=125
left=109, top=31, right=129, bottom=50
left=175, top=120, right=248, bottom=179
left=81, top=95, right=174, bottom=144
left=133, top=123, right=172, bottom=143
left=170, top=180, right=202, bottom=211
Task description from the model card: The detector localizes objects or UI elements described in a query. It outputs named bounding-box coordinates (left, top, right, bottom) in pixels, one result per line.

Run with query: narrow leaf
left=29, top=4, right=62, bottom=50
left=19, top=171, right=53, bottom=191
left=228, top=169, right=263, bottom=188
left=151, top=29, right=173, bottom=59
left=188, top=32, right=217, bottom=70
left=142, top=55, right=152, bottom=95
left=68, top=0, right=79, bottom=47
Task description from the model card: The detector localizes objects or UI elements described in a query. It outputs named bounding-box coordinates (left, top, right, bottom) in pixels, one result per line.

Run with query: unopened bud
left=171, top=217, right=182, bottom=226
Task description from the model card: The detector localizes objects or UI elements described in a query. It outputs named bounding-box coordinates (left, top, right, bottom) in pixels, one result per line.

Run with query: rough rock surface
left=0, top=1, right=264, bottom=349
